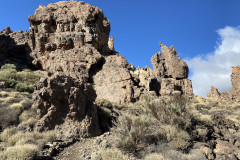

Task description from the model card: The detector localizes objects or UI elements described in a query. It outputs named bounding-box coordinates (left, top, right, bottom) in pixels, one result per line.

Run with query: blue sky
left=0, top=0, right=240, bottom=96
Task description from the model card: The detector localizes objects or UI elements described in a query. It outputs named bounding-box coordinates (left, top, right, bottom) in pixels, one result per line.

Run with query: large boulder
left=93, top=54, right=137, bottom=104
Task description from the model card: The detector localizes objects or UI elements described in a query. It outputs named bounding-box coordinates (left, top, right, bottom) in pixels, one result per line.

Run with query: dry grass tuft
left=92, top=148, right=127, bottom=160
left=0, top=144, right=38, bottom=160
left=0, top=64, right=40, bottom=93
left=144, top=153, right=166, bottom=160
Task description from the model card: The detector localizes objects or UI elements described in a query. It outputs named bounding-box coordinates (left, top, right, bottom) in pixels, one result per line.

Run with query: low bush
left=0, top=128, right=56, bottom=159
left=144, top=153, right=166, bottom=160
left=0, top=64, right=40, bottom=93
left=114, top=95, right=194, bottom=158
left=0, top=127, right=17, bottom=142
left=0, top=90, right=36, bottom=130
left=92, top=148, right=127, bottom=160
left=95, top=99, right=119, bottom=133
left=0, top=144, right=38, bottom=160
left=116, top=114, right=150, bottom=153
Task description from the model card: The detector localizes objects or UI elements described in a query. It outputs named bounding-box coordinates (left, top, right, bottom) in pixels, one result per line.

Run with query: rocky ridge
left=13, top=0, right=193, bottom=139
left=1, top=0, right=192, bottom=143
left=0, top=1, right=239, bottom=160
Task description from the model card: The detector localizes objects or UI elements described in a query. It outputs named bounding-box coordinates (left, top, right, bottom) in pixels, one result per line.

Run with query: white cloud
left=186, top=26, right=240, bottom=97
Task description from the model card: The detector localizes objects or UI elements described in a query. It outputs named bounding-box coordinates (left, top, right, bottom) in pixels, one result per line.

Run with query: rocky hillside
left=0, top=1, right=239, bottom=160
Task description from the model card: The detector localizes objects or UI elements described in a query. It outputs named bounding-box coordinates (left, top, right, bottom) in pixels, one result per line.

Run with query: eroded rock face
left=0, top=27, right=32, bottom=69
left=151, top=42, right=188, bottom=79
left=93, top=54, right=136, bottom=104
left=28, top=1, right=110, bottom=69
left=26, top=1, right=193, bottom=138
left=150, top=43, right=193, bottom=96
left=231, top=66, right=240, bottom=93
left=29, top=1, right=111, bottom=138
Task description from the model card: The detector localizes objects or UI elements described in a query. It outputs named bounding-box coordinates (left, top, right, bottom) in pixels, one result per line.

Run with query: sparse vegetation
left=0, top=64, right=40, bottom=93
left=0, top=126, right=56, bottom=160
left=0, top=90, right=36, bottom=130
left=92, top=148, right=128, bottom=160
left=114, top=95, right=193, bottom=158
left=0, top=144, right=38, bottom=160
left=144, top=153, right=166, bottom=160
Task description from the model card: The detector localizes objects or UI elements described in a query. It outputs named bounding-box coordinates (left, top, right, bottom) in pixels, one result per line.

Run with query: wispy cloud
left=186, top=26, right=240, bottom=97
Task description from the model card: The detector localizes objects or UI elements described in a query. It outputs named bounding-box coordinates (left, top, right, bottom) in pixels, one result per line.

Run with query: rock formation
left=207, top=86, right=220, bottom=98
left=27, top=1, right=115, bottom=138
left=0, top=1, right=193, bottom=139
left=150, top=42, right=193, bottom=96
left=231, top=66, right=240, bottom=101
left=207, top=66, right=240, bottom=102
left=0, top=27, right=32, bottom=69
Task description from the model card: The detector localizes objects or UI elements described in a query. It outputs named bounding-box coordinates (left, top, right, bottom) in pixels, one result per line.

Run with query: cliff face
left=0, top=27, right=32, bottom=69
left=0, top=1, right=193, bottom=139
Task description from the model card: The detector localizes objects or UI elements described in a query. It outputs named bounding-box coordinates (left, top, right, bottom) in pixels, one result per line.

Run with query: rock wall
left=28, top=1, right=111, bottom=138
left=0, top=27, right=32, bottom=69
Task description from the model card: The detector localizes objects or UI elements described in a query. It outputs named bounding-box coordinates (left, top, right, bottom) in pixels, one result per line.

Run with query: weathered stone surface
left=207, top=86, right=220, bottom=98
left=150, top=42, right=193, bottom=96
left=231, top=66, right=240, bottom=92
left=28, top=1, right=111, bottom=138
left=151, top=42, right=188, bottom=79
left=207, top=66, right=240, bottom=102
left=0, top=27, right=32, bottom=69
left=93, top=54, right=136, bottom=104
left=34, top=74, right=100, bottom=138
left=28, top=1, right=110, bottom=58
left=134, top=66, right=153, bottom=91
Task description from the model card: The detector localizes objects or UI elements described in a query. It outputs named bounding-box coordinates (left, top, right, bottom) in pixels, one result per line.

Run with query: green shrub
left=1, top=64, right=16, bottom=70
left=0, top=64, right=40, bottom=93
left=0, top=106, right=18, bottom=129
left=115, top=114, right=151, bottom=153
left=146, top=96, right=192, bottom=130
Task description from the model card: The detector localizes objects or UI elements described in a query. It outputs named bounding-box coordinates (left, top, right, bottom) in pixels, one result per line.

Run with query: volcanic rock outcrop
left=231, top=66, right=240, bottom=100
left=28, top=1, right=112, bottom=138
left=150, top=42, right=193, bottom=96
left=0, top=1, right=192, bottom=138
left=0, top=27, right=32, bottom=69
left=207, top=66, right=240, bottom=102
